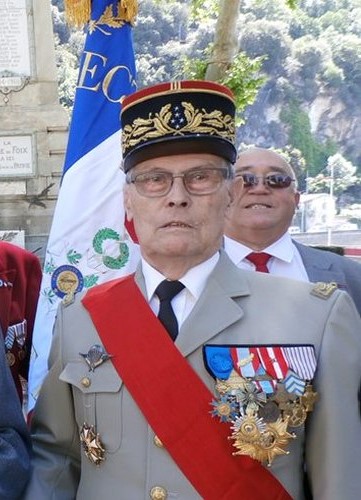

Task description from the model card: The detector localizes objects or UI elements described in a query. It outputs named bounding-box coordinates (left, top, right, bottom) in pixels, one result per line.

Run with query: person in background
left=0, top=240, right=42, bottom=403
left=0, top=326, right=31, bottom=498
left=224, top=147, right=361, bottom=313
left=26, top=81, right=361, bottom=500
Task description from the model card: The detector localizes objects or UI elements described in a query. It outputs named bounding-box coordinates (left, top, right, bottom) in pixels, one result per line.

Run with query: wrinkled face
left=225, top=149, right=300, bottom=242
left=124, top=153, right=233, bottom=269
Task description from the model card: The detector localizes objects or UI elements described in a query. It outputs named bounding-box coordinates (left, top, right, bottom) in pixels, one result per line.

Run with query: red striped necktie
left=246, top=252, right=272, bottom=273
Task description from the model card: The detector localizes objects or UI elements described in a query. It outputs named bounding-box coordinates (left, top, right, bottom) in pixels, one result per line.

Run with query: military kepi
left=121, top=80, right=237, bottom=172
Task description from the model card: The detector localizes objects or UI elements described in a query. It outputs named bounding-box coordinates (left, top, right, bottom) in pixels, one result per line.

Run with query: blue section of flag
left=64, top=1, right=137, bottom=172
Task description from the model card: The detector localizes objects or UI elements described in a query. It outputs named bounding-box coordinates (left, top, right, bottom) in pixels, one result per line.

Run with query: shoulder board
left=310, top=281, right=338, bottom=299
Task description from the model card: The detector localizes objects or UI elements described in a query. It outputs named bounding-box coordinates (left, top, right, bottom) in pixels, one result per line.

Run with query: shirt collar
left=264, top=232, right=296, bottom=263
left=142, top=252, right=220, bottom=302
left=224, top=232, right=296, bottom=265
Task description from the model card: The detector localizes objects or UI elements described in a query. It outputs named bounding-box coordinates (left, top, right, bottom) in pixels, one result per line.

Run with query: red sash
left=82, top=275, right=291, bottom=500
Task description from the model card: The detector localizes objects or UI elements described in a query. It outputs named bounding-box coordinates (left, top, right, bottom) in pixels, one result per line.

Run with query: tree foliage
left=308, top=153, right=358, bottom=195
left=51, top=0, right=361, bottom=200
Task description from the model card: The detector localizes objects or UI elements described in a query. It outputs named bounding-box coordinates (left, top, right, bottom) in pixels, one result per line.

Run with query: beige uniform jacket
left=25, top=252, right=361, bottom=500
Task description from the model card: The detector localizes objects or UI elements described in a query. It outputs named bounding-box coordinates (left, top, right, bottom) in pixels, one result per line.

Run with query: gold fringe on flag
left=118, top=0, right=138, bottom=24
left=64, top=0, right=91, bottom=26
left=64, top=0, right=138, bottom=27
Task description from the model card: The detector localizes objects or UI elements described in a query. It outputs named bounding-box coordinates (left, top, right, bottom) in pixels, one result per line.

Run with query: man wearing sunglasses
left=224, top=147, right=361, bottom=315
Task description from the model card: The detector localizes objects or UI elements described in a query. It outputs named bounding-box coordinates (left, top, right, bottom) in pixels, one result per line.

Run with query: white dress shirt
left=141, top=252, right=220, bottom=330
left=224, top=232, right=310, bottom=282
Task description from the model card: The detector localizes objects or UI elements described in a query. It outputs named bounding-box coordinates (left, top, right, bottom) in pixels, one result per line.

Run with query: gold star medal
left=80, top=423, right=105, bottom=466
left=230, top=413, right=296, bottom=466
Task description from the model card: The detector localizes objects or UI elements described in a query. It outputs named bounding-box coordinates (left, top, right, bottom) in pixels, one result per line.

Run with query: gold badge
left=215, top=369, right=247, bottom=394
left=80, top=423, right=105, bottom=466
left=311, top=281, right=338, bottom=299
left=282, top=402, right=307, bottom=427
left=300, top=384, right=318, bottom=412
left=206, top=344, right=318, bottom=467
left=230, top=413, right=296, bottom=466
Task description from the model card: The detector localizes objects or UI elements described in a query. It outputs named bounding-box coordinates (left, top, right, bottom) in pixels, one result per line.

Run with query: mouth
left=162, top=221, right=193, bottom=228
left=244, top=203, right=272, bottom=209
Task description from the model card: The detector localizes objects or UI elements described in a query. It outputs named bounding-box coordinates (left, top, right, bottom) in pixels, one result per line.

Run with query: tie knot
left=155, top=280, right=185, bottom=302
left=246, top=252, right=272, bottom=273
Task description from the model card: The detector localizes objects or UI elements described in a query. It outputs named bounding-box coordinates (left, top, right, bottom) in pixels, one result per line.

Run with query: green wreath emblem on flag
left=93, top=228, right=129, bottom=270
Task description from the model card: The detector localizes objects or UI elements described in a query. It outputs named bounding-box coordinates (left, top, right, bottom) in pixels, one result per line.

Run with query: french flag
left=28, top=0, right=140, bottom=412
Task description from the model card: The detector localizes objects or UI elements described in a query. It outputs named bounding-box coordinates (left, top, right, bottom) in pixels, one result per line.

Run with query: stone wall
left=0, top=0, right=68, bottom=258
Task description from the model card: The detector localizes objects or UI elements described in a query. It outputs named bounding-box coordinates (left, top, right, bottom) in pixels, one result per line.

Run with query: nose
left=247, top=177, right=271, bottom=193
left=167, top=176, right=190, bottom=207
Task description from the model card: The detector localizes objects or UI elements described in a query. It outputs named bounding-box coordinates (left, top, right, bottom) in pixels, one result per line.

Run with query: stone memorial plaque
left=0, top=135, right=33, bottom=176
left=0, top=0, right=31, bottom=78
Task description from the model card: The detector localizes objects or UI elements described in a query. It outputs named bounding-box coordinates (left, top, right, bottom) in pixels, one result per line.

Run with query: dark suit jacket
left=0, top=330, right=31, bottom=499
left=294, top=241, right=361, bottom=315
left=0, top=241, right=42, bottom=400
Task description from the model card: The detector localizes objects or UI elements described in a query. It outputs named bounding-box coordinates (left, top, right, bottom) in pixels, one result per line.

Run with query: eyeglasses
left=127, top=167, right=231, bottom=197
left=235, top=173, right=295, bottom=189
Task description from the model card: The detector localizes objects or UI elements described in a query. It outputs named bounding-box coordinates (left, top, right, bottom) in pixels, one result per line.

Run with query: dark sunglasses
left=235, top=173, right=295, bottom=189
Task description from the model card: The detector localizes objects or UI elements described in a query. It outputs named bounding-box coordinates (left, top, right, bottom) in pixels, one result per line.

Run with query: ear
left=123, top=186, right=134, bottom=221
left=295, top=191, right=301, bottom=208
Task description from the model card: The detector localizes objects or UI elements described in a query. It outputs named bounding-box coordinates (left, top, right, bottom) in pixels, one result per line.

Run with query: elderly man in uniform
left=26, top=81, right=361, bottom=500
left=0, top=327, right=31, bottom=498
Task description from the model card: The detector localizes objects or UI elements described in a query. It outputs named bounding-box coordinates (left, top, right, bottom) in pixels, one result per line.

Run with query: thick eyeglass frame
left=126, top=166, right=232, bottom=197
left=235, top=172, right=295, bottom=189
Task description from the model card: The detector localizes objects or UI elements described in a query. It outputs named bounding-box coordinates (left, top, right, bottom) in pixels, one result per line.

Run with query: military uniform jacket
left=25, top=252, right=361, bottom=500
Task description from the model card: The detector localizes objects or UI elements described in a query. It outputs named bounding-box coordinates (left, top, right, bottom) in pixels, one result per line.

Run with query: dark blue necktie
left=155, top=280, right=185, bottom=340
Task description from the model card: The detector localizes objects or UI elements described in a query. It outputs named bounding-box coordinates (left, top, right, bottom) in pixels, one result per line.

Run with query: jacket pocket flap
left=60, top=361, right=122, bottom=393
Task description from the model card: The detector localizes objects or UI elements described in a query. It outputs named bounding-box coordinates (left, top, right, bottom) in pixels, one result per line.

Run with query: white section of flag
left=28, top=131, right=140, bottom=411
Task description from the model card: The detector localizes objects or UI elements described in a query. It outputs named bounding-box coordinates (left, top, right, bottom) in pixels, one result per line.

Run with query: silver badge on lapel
left=79, top=344, right=112, bottom=372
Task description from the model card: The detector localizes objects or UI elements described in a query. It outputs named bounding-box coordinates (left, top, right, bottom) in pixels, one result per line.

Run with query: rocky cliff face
left=310, top=94, right=361, bottom=166
left=238, top=84, right=361, bottom=167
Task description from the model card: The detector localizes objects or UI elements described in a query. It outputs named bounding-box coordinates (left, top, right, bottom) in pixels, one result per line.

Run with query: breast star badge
left=230, top=413, right=296, bottom=466
left=80, top=423, right=105, bottom=466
